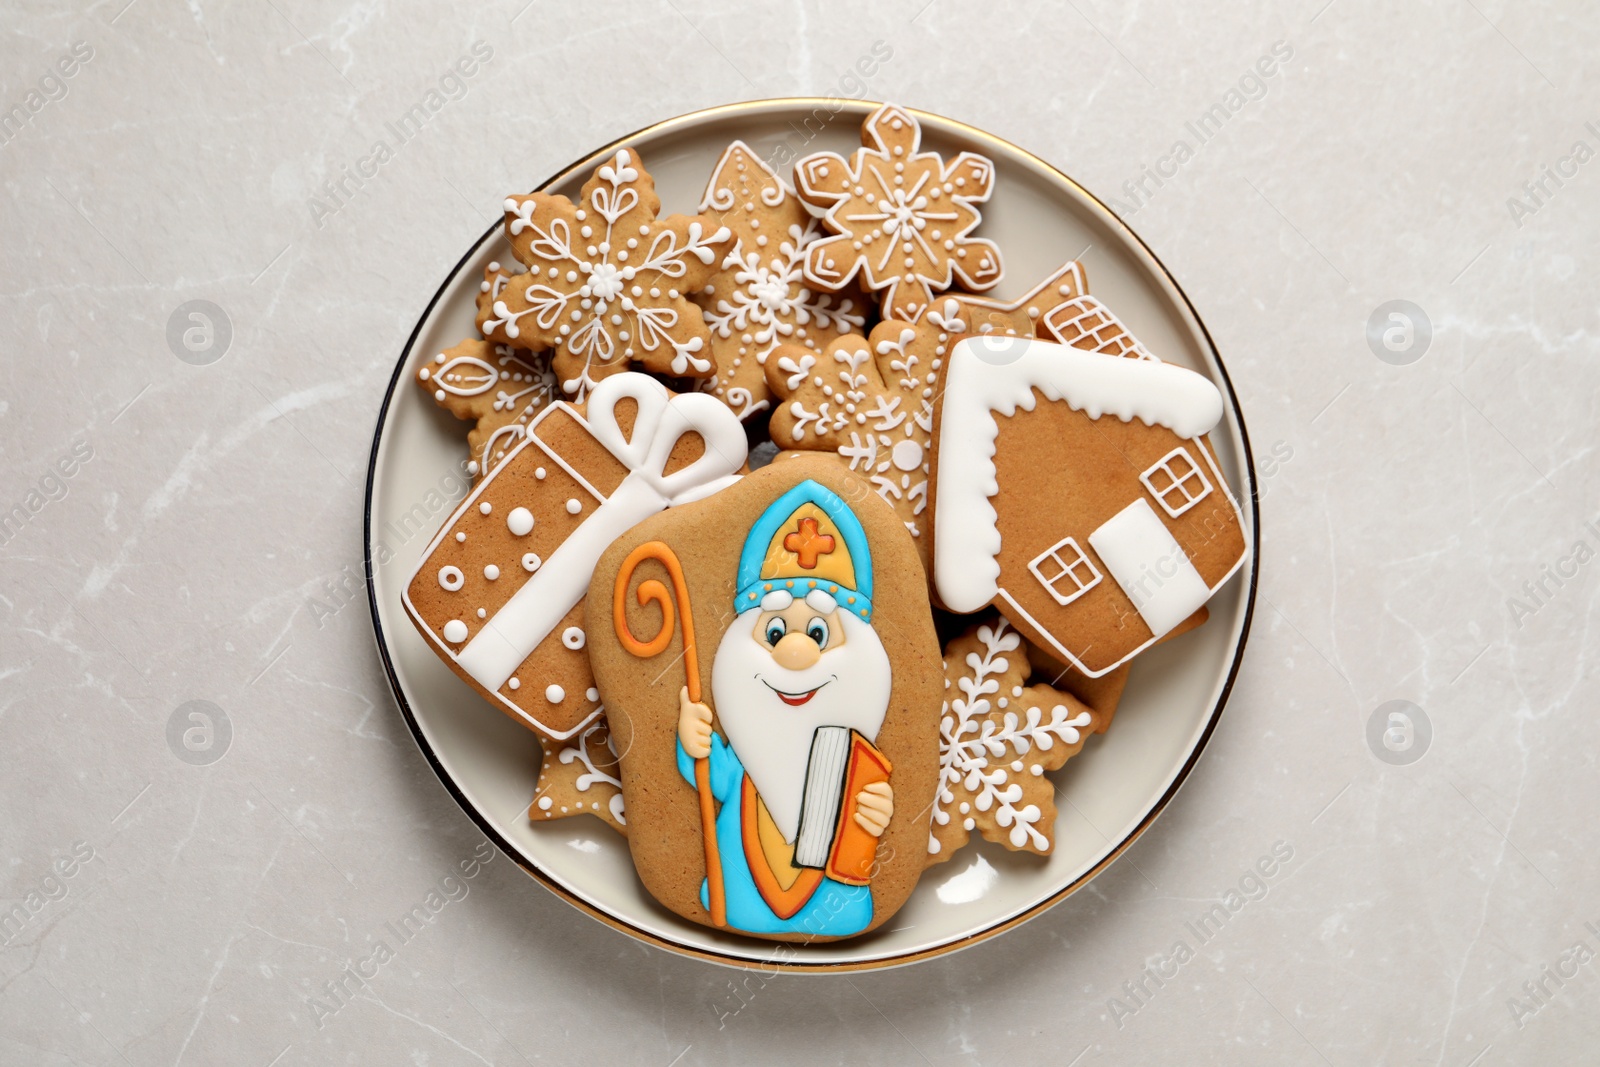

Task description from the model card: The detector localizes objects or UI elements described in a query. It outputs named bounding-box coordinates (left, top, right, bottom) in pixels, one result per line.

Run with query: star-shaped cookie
left=417, top=337, right=560, bottom=480
left=695, top=141, right=866, bottom=421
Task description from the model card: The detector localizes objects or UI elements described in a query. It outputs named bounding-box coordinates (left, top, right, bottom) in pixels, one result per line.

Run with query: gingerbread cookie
left=475, top=261, right=525, bottom=347
left=765, top=318, right=946, bottom=573
left=403, top=371, right=747, bottom=739
left=531, top=717, right=627, bottom=835
left=1041, top=293, right=1155, bottom=360
left=695, top=141, right=866, bottom=421
left=795, top=103, right=1002, bottom=321
left=588, top=456, right=941, bottom=940
left=916, top=260, right=1088, bottom=340
left=928, top=617, right=1099, bottom=862
left=488, top=148, right=735, bottom=400
left=1025, top=605, right=1211, bottom=733
left=417, top=338, right=560, bottom=480
left=929, top=337, right=1248, bottom=677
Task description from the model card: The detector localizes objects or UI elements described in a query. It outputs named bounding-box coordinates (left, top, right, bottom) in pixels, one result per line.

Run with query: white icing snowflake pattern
left=696, top=142, right=865, bottom=421
left=533, top=715, right=626, bottom=832
left=794, top=103, right=1003, bottom=320
left=766, top=318, right=946, bottom=571
left=490, top=148, right=732, bottom=401
left=930, top=618, right=1095, bottom=859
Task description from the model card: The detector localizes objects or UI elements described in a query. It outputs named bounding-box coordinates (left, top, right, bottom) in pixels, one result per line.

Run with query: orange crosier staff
left=612, top=541, right=726, bottom=929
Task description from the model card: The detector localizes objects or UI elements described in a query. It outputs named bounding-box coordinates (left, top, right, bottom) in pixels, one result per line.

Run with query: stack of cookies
left=403, top=104, right=1248, bottom=943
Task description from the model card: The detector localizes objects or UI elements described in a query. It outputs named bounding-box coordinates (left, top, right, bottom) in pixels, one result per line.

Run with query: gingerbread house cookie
left=929, top=337, right=1247, bottom=677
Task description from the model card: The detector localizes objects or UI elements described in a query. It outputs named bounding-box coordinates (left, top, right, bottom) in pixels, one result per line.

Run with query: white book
left=793, top=726, right=852, bottom=869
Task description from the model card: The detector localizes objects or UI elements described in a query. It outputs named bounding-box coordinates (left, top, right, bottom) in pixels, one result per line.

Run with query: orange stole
left=737, top=734, right=894, bottom=917
left=740, top=778, right=822, bottom=919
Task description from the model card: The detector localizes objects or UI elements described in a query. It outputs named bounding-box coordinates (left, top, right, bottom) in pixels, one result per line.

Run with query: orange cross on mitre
left=783, top=517, right=835, bottom=569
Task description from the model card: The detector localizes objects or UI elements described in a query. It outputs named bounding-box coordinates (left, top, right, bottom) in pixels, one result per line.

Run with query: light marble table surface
left=3, top=2, right=1596, bottom=1064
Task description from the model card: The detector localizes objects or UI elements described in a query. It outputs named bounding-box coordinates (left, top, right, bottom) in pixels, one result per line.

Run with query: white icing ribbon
left=454, top=373, right=747, bottom=693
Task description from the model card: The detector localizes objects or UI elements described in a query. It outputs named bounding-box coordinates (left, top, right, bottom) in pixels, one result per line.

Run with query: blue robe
left=677, top=735, right=873, bottom=936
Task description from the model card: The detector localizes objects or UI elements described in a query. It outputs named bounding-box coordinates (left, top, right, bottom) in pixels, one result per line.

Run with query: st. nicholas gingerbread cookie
left=588, top=456, right=942, bottom=940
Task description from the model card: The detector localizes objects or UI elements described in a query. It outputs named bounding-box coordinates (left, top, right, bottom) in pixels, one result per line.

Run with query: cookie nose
left=772, top=632, right=821, bottom=671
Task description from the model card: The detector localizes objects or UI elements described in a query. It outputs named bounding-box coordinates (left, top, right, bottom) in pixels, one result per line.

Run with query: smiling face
left=710, top=592, right=892, bottom=842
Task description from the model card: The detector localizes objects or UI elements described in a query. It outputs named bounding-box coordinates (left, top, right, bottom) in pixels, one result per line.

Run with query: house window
left=1028, top=537, right=1102, bottom=606
left=1140, top=447, right=1212, bottom=518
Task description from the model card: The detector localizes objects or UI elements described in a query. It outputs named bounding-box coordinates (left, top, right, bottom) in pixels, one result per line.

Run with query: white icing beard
left=711, top=608, right=892, bottom=843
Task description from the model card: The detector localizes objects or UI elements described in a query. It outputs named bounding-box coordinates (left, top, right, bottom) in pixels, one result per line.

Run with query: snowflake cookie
left=795, top=103, right=1003, bottom=321
left=488, top=148, right=734, bottom=400
left=929, top=617, right=1099, bottom=862
left=695, top=141, right=866, bottom=421
left=764, top=318, right=948, bottom=571
left=531, top=716, right=626, bottom=835
left=417, top=337, right=559, bottom=481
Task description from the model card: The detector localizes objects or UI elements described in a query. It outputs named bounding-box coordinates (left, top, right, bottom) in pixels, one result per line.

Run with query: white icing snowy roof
left=933, top=337, right=1225, bottom=613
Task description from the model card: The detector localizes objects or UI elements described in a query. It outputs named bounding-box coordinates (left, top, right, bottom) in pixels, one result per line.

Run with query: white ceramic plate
left=364, top=100, right=1258, bottom=971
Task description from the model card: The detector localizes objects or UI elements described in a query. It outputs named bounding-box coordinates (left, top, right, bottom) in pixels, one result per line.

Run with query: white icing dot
left=963, top=817, right=976, bottom=831
left=442, top=619, right=469, bottom=643
left=478, top=501, right=492, bottom=515
left=891, top=439, right=923, bottom=472
left=562, top=626, right=586, bottom=650
left=545, top=684, right=565, bottom=703
left=537, top=796, right=552, bottom=811
left=1030, top=765, right=1044, bottom=776
left=507, top=506, right=535, bottom=536
left=484, top=564, right=500, bottom=580
left=438, top=566, right=464, bottom=591
left=535, top=467, right=547, bottom=480
left=586, top=687, right=600, bottom=702
left=508, top=677, right=521, bottom=690
left=477, top=608, right=486, bottom=618
left=455, top=531, right=467, bottom=543
left=522, top=552, right=542, bottom=572
left=565, top=498, right=581, bottom=515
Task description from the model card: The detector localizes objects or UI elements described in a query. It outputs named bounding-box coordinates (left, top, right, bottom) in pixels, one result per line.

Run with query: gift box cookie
left=404, top=371, right=747, bottom=740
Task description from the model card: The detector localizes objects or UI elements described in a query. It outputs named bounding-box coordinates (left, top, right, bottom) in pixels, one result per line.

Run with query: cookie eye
left=806, top=617, right=829, bottom=649
left=764, top=619, right=787, bottom=646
